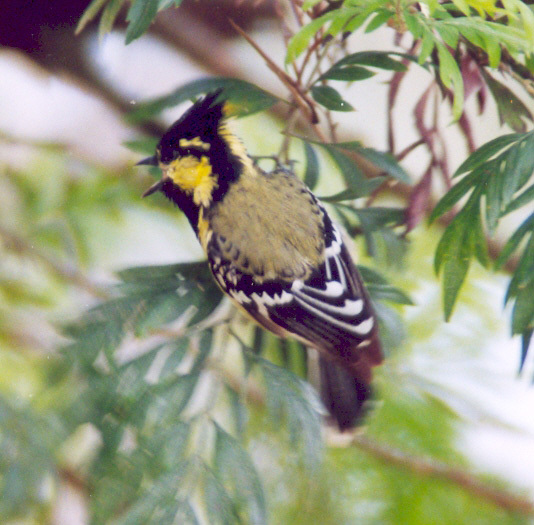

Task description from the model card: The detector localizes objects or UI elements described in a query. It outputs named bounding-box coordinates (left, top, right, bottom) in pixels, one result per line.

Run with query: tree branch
left=351, top=434, right=534, bottom=517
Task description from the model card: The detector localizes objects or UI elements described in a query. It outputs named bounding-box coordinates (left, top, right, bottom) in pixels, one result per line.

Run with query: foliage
left=56, top=230, right=408, bottom=521
left=431, top=131, right=534, bottom=368
left=2, top=0, right=534, bottom=522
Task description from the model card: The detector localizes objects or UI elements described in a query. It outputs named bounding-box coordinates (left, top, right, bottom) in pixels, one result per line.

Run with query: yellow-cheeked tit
left=138, top=91, right=382, bottom=430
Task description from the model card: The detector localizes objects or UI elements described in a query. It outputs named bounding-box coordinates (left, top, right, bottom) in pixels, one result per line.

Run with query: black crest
left=156, top=90, right=243, bottom=195
left=158, top=90, right=225, bottom=164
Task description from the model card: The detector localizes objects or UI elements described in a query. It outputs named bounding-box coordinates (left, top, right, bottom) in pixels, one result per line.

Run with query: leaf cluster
left=55, top=245, right=411, bottom=523
left=431, top=131, right=534, bottom=367
left=46, top=0, right=534, bottom=520
left=287, top=0, right=534, bottom=120
left=77, top=0, right=184, bottom=44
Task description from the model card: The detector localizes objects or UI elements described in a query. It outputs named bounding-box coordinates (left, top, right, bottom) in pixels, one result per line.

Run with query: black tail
left=319, top=358, right=372, bottom=431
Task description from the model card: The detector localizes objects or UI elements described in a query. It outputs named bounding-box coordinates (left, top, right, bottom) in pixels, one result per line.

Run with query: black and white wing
left=207, top=207, right=382, bottom=375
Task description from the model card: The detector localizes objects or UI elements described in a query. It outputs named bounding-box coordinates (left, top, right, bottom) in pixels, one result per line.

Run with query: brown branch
left=352, top=434, right=534, bottom=517
left=395, top=138, right=426, bottom=161
left=228, top=18, right=319, bottom=124
left=0, top=224, right=108, bottom=299
left=209, top=344, right=534, bottom=518
left=387, top=41, right=418, bottom=154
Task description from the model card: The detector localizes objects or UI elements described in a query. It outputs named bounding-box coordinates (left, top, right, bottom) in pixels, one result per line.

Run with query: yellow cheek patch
left=165, top=155, right=217, bottom=207
left=179, top=137, right=211, bottom=151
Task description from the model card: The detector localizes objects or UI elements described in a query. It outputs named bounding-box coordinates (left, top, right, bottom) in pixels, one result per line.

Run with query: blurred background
left=1, top=1, right=533, bottom=523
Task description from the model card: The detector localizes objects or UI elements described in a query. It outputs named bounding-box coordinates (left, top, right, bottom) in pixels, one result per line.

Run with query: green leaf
left=484, top=166, right=502, bottom=234
left=450, top=0, right=470, bottom=16
left=114, top=468, right=195, bottom=525
left=434, top=190, right=484, bottom=320
left=133, top=292, right=192, bottom=336
left=453, top=133, right=522, bottom=177
left=435, top=222, right=471, bottom=321
left=319, top=188, right=370, bottom=202
left=303, top=142, right=319, bottom=190
left=472, top=201, right=490, bottom=267
left=419, top=30, right=436, bottom=64
left=511, top=277, right=534, bottom=335
left=366, top=283, right=414, bottom=305
left=76, top=0, right=109, bottom=35
left=482, top=33, right=502, bottom=68
left=0, top=397, right=63, bottom=519
left=152, top=372, right=202, bottom=423
left=429, top=168, right=482, bottom=222
left=326, top=10, right=356, bottom=37
left=142, top=421, right=190, bottom=469
left=286, top=10, right=342, bottom=63
left=123, top=136, right=160, bottom=155
left=63, top=262, right=222, bottom=375
left=505, top=232, right=534, bottom=303
left=342, top=143, right=411, bottom=183
left=159, top=339, right=189, bottom=381
left=117, top=261, right=199, bottom=283
left=310, top=85, right=354, bottom=112
left=203, top=466, right=240, bottom=525
left=99, top=0, right=124, bottom=36
left=436, top=42, right=464, bottom=120
left=350, top=52, right=409, bottom=71
left=404, top=11, right=422, bottom=39
left=444, top=18, right=534, bottom=53
left=214, top=424, right=267, bottom=525
left=502, top=132, right=534, bottom=207
left=481, top=70, right=534, bottom=132
left=520, top=331, right=533, bottom=371
left=129, top=77, right=279, bottom=122
left=125, top=0, right=159, bottom=45
left=495, top=212, right=534, bottom=269
left=314, top=141, right=393, bottom=195
left=503, top=183, right=534, bottom=215
left=321, top=51, right=408, bottom=82
left=259, top=358, right=323, bottom=467
left=319, top=65, right=375, bottom=81
left=436, top=23, right=459, bottom=48
left=319, top=144, right=367, bottom=192
left=357, top=264, right=388, bottom=285
left=365, top=10, right=394, bottom=33
left=344, top=205, right=405, bottom=232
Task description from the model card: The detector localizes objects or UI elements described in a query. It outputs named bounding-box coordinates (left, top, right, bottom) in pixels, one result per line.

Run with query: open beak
left=142, top=178, right=165, bottom=197
left=136, top=155, right=158, bottom=166
left=137, top=155, right=163, bottom=197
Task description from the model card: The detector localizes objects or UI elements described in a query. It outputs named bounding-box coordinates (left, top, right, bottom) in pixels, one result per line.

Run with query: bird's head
left=139, top=91, right=250, bottom=210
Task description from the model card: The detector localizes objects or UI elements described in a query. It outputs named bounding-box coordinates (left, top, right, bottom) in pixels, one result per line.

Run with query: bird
left=138, top=90, right=382, bottom=430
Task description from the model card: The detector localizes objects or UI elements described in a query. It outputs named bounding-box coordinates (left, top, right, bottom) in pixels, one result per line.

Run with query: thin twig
left=395, top=138, right=426, bottom=161
left=229, top=18, right=319, bottom=124
left=352, top=434, right=534, bottom=517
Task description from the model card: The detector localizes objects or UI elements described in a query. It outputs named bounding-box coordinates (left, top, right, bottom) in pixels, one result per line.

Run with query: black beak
left=136, top=155, right=158, bottom=166
left=137, top=155, right=162, bottom=197
left=142, top=178, right=165, bottom=197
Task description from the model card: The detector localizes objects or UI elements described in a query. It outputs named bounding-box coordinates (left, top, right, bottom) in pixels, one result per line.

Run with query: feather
left=208, top=203, right=382, bottom=376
